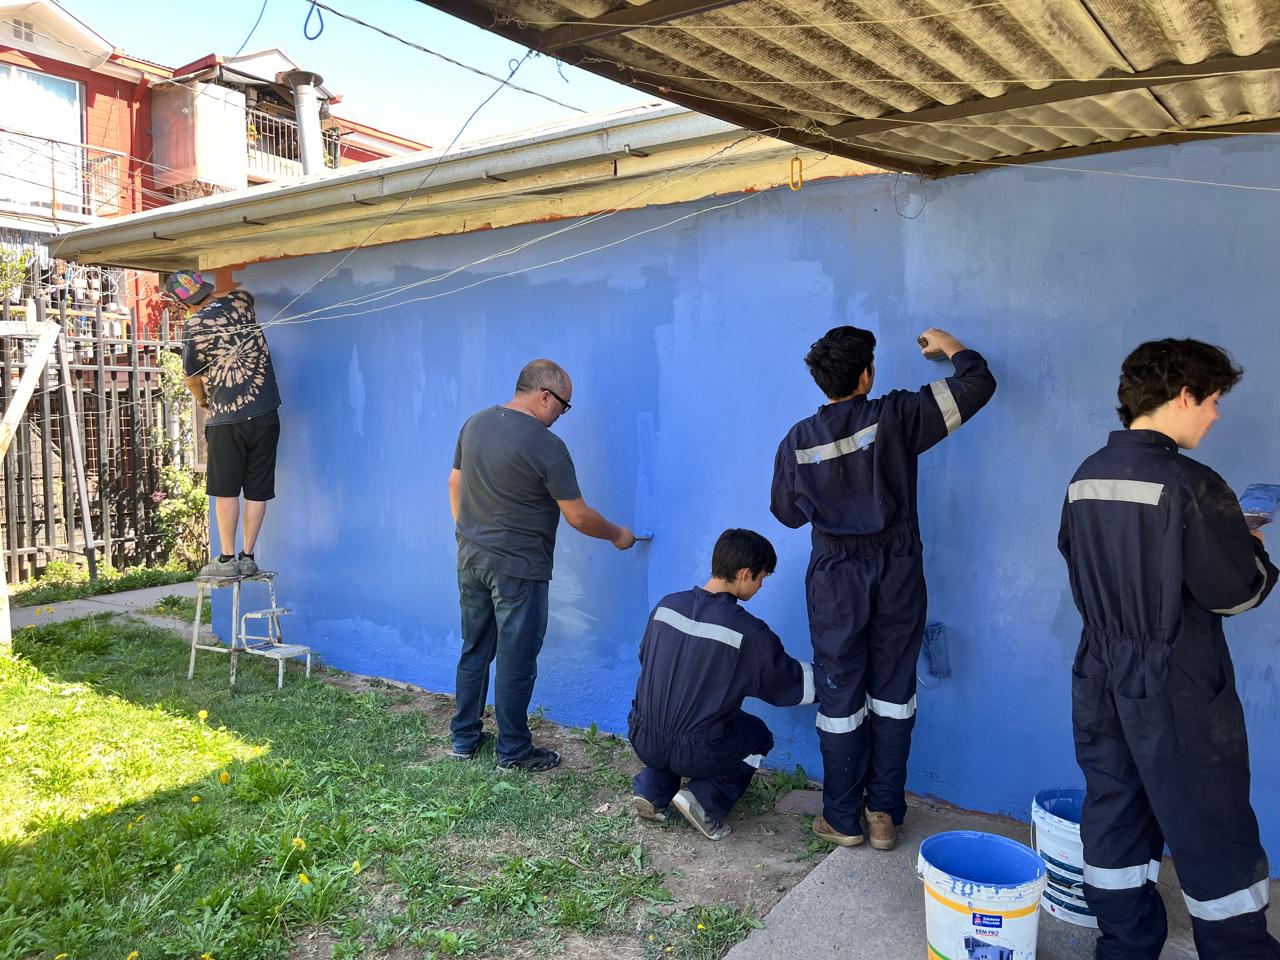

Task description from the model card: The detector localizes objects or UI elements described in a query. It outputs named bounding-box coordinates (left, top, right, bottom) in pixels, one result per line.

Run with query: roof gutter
left=54, top=106, right=740, bottom=261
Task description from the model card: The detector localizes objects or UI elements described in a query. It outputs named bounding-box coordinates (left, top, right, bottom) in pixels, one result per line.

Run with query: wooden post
left=128, top=308, right=143, bottom=563
left=55, top=308, right=98, bottom=580
left=36, top=301, right=55, bottom=572
left=2, top=343, right=17, bottom=585
left=57, top=302, right=74, bottom=557
left=94, top=306, right=112, bottom=569
left=0, top=322, right=62, bottom=646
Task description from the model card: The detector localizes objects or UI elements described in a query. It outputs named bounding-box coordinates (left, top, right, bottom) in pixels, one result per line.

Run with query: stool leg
left=305, top=651, right=311, bottom=678
left=277, top=657, right=284, bottom=690
left=187, top=586, right=204, bottom=680
left=229, top=582, right=241, bottom=686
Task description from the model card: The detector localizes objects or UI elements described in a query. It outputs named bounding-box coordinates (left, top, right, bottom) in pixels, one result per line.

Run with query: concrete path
left=10, top=580, right=198, bottom=630
left=726, top=795, right=1279, bottom=960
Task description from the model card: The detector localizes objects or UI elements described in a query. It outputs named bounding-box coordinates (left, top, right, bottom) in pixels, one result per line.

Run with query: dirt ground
left=309, top=670, right=823, bottom=959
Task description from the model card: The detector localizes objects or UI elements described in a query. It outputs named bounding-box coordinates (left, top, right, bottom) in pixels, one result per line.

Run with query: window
left=11, top=19, right=35, bottom=43
left=0, top=65, right=85, bottom=213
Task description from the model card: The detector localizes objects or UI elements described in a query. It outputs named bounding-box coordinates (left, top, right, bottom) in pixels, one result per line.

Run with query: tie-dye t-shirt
left=181, top=290, right=281, bottom=425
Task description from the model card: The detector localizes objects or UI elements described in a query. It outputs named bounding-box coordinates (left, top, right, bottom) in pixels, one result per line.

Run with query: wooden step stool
left=187, top=570, right=310, bottom=688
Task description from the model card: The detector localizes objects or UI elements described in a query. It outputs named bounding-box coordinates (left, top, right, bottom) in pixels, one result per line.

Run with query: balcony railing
left=245, top=108, right=340, bottom=181
left=0, top=131, right=129, bottom=219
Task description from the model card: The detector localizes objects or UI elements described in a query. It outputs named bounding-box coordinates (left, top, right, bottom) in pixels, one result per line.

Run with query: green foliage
left=143, top=593, right=210, bottom=624
left=152, top=351, right=209, bottom=568
left=12, top=560, right=194, bottom=607
left=0, top=245, right=32, bottom=301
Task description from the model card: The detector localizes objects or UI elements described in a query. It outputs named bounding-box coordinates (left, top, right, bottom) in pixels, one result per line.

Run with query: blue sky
left=63, top=0, right=653, bottom=147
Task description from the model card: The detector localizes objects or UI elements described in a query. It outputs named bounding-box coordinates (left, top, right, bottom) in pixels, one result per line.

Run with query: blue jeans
left=450, top=566, right=550, bottom=764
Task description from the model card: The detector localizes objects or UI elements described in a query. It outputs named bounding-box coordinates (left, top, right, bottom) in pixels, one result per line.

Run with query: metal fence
left=0, top=131, right=130, bottom=218
left=0, top=298, right=190, bottom=582
left=246, top=108, right=340, bottom=180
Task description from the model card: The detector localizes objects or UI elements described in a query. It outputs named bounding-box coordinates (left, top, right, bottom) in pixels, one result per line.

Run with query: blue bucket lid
left=920, top=831, right=1046, bottom=889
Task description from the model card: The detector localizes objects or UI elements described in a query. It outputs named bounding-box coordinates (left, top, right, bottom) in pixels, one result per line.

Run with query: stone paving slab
left=10, top=580, right=198, bottom=631
left=729, top=795, right=1279, bottom=960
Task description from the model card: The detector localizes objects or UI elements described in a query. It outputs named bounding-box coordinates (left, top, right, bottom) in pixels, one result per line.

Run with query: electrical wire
left=304, top=0, right=588, bottom=113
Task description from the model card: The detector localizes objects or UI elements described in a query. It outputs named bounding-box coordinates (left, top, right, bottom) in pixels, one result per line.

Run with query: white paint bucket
left=918, top=831, right=1047, bottom=960
left=1030, top=788, right=1096, bottom=928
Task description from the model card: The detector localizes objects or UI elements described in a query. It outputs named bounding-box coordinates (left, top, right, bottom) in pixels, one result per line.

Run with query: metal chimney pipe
left=284, top=70, right=326, bottom=175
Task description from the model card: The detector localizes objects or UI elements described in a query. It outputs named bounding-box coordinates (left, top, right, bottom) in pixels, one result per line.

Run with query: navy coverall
left=629, top=587, right=815, bottom=819
left=1060, top=429, right=1279, bottom=960
left=771, top=350, right=996, bottom=834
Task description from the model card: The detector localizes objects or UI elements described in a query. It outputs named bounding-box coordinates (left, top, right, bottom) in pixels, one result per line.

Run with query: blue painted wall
left=225, top=135, right=1280, bottom=865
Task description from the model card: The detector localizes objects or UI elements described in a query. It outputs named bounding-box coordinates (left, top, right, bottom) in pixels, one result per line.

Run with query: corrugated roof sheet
left=411, top=0, right=1280, bottom=173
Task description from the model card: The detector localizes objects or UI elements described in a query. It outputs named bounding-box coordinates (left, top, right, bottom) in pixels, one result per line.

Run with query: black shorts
left=205, top=410, right=280, bottom=500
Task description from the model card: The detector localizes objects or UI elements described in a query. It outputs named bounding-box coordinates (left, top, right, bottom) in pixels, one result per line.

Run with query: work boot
left=812, top=814, right=865, bottom=847
left=496, top=746, right=561, bottom=773
left=199, top=555, right=240, bottom=579
left=632, top=796, right=669, bottom=823
left=866, top=811, right=900, bottom=850
left=672, top=789, right=731, bottom=841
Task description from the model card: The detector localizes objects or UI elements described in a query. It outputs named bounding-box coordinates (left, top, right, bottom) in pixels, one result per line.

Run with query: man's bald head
left=515, top=360, right=569, bottom=396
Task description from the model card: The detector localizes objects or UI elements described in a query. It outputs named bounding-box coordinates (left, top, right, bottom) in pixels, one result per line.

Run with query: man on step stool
left=167, top=268, right=282, bottom=579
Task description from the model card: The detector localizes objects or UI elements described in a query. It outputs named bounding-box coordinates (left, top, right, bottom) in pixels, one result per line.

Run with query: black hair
left=710, top=528, right=777, bottom=581
left=1116, top=339, right=1242, bottom=427
left=804, top=326, right=876, bottom=399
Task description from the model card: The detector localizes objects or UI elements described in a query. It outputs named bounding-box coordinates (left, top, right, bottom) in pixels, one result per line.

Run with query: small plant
left=0, top=244, right=32, bottom=303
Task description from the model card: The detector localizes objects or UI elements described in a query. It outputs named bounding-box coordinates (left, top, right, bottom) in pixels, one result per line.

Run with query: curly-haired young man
left=1059, top=338, right=1278, bottom=960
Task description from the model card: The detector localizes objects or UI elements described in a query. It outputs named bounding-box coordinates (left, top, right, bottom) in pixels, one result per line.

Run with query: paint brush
left=1239, top=483, right=1280, bottom=530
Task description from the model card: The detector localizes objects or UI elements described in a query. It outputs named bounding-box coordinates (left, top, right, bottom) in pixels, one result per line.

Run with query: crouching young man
left=628, top=529, right=816, bottom=841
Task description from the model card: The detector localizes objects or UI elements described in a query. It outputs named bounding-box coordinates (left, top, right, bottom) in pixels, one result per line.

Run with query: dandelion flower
left=351, top=859, right=362, bottom=875
left=190, top=795, right=200, bottom=804
left=173, top=863, right=183, bottom=873
left=219, top=770, right=230, bottom=785
left=127, top=952, right=141, bottom=959
left=697, top=923, right=705, bottom=930
left=202, top=954, right=214, bottom=960
left=292, top=837, right=306, bottom=851
left=197, top=710, right=208, bottom=722
left=648, top=935, right=656, bottom=943
left=298, top=872, right=310, bottom=885
left=126, top=822, right=134, bottom=831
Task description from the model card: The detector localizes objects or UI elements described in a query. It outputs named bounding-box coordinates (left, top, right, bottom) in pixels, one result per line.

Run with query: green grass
left=13, top=561, right=195, bottom=608
left=141, top=594, right=210, bottom=625
left=1, top=617, right=729, bottom=960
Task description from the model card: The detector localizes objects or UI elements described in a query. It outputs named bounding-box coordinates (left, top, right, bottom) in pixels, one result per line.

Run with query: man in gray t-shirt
left=448, top=359, right=637, bottom=771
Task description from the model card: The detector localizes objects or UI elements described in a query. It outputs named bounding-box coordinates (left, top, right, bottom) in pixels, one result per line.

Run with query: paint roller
left=918, top=333, right=947, bottom=361
left=1239, top=484, right=1280, bottom=531
left=634, top=529, right=654, bottom=542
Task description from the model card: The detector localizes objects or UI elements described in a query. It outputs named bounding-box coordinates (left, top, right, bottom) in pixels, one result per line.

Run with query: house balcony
left=0, top=131, right=131, bottom=223
left=245, top=108, right=339, bottom=182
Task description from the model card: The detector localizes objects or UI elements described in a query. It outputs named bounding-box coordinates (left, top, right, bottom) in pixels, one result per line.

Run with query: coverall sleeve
left=770, top=435, right=810, bottom=528
left=1183, top=471, right=1279, bottom=616
left=742, top=626, right=815, bottom=707
left=898, top=349, right=998, bottom=455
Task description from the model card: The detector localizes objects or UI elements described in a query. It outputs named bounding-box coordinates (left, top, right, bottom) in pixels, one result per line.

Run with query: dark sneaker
left=449, top=731, right=492, bottom=760
left=199, top=556, right=240, bottom=578
left=812, top=815, right=865, bottom=847
left=672, top=789, right=731, bottom=841
left=496, top=747, right=561, bottom=773
left=866, top=810, right=900, bottom=850
left=632, top=796, right=669, bottom=822
left=237, top=554, right=259, bottom=577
